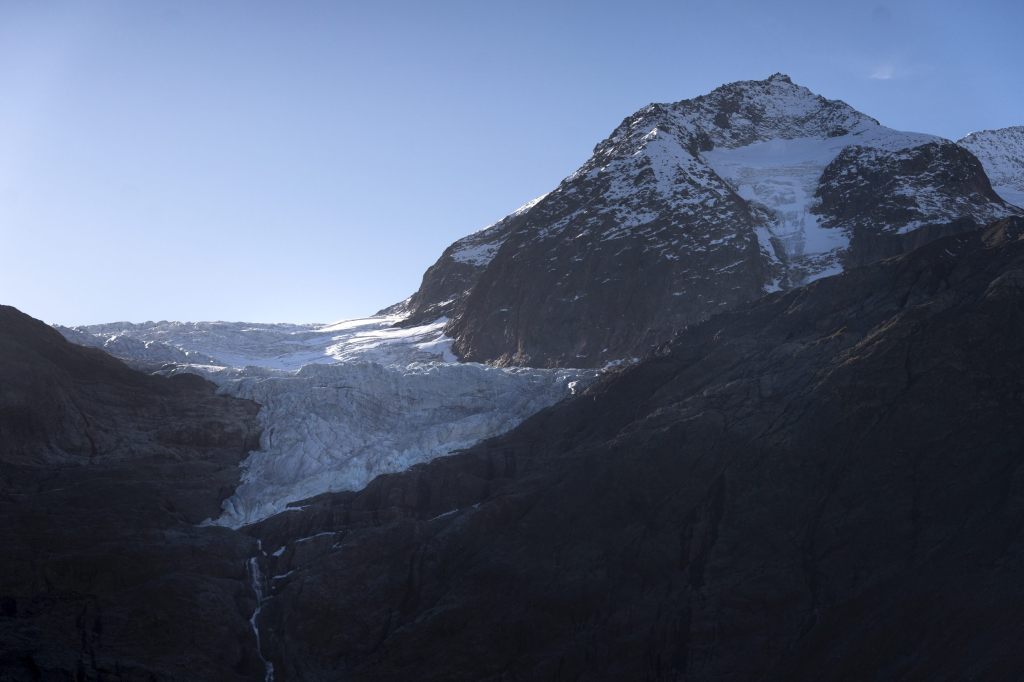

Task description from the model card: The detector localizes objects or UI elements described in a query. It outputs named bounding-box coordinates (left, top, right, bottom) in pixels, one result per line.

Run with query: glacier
left=703, top=127, right=939, bottom=285
left=58, top=315, right=594, bottom=527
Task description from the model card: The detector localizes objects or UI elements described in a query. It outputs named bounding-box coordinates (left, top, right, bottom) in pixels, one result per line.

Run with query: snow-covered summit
left=595, top=73, right=882, bottom=162
left=583, top=76, right=947, bottom=283
left=959, top=126, right=1024, bottom=208
left=396, top=74, right=1019, bottom=367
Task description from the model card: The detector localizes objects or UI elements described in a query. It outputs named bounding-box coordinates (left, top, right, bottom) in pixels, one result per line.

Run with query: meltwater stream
left=247, top=540, right=275, bottom=682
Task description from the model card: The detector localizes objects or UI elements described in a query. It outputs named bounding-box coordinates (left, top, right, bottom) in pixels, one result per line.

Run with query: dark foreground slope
left=0, top=307, right=264, bottom=680
left=252, top=218, right=1024, bottom=681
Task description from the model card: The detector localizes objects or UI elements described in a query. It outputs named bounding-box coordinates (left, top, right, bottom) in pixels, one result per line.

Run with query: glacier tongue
left=215, top=361, right=585, bottom=527
left=58, top=315, right=595, bottom=527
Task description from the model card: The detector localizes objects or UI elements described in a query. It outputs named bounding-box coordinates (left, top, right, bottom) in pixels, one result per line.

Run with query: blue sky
left=2, top=0, right=1021, bottom=325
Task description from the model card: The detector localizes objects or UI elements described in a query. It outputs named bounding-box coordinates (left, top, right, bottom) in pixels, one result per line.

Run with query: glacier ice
left=58, top=315, right=594, bottom=527
left=702, top=128, right=939, bottom=284
left=215, top=361, right=585, bottom=526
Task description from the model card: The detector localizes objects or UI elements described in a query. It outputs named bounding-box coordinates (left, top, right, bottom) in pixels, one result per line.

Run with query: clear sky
left=2, top=0, right=1021, bottom=325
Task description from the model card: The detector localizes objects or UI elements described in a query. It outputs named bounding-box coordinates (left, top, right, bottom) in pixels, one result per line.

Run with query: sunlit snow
left=959, top=126, right=1024, bottom=209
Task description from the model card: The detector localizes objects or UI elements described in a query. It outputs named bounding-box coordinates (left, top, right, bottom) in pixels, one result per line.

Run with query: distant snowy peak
left=959, top=126, right=1024, bottom=207
left=449, top=73, right=973, bottom=272
left=397, top=74, right=1020, bottom=367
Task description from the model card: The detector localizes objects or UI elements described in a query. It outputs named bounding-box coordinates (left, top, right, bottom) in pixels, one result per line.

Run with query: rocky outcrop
left=396, top=75, right=1020, bottom=367
left=0, top=306, right=265, bottom=680
left=817, top=141, right=1009, bottom=266
left=247, top=218, right=1024, bottom=680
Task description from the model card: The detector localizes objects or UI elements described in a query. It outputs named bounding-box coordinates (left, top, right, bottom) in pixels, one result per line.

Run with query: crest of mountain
left=958, top=126, right=1024, bottom=208
left=399, top=73, right=1020, bottom=367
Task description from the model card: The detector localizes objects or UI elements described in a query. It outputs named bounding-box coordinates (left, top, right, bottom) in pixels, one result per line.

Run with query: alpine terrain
left=5, top=73, right=1024, bottom=680
left=398, top=74, right=1020, bottom=366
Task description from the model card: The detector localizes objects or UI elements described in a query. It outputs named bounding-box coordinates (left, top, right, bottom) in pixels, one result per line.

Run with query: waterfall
left=247, top=541, right=275, bottom=682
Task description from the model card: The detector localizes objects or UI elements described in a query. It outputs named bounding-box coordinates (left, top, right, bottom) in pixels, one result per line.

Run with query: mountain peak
left=958, top=126, right=1024, bottom=208
left=397, top=75, right=1018, bottom=367
left=653, top=75, right=881, bottom=151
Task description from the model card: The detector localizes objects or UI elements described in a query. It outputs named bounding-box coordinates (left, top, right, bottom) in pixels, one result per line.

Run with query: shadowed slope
left=0, top=306, right=265, bottom=680
left=251, top=218, right=1024, bottom=680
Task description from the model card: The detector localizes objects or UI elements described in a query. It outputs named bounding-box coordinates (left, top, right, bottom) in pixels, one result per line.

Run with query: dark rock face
left=396, top=75, right=1019, bottom=367
left=249, top=219, right=1024, bottom=680
left=0, top=306, right=265, bottom=680
left=449, top=176, right=767, bottom=366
